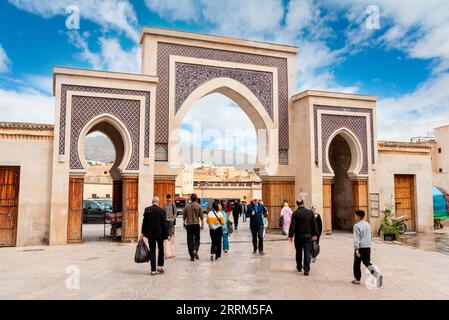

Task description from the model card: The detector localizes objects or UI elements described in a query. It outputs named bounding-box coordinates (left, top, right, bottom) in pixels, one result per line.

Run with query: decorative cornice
left=378, top=140, right=431, bottom=155
left=0, top=122, right=54, bottom=131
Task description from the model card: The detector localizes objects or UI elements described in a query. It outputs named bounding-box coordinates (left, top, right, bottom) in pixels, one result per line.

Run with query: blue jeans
left=223, top=233, right=229, bottom=251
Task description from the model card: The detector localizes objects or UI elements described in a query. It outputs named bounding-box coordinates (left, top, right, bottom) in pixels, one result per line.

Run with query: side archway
left=76, top=114, right=133, bottom=179
left=325, top=128, right=364, bottom=177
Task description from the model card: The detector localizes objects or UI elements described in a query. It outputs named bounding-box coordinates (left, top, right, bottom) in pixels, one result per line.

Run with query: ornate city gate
left=50, top=28, right=378, bottom=245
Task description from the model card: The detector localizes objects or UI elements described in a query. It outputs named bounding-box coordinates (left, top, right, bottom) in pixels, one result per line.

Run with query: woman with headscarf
left=280, top=201, right=293, bottom=236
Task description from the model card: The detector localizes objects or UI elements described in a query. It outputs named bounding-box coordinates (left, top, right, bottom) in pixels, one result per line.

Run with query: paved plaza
left=1, top=219, right=449, bottom=300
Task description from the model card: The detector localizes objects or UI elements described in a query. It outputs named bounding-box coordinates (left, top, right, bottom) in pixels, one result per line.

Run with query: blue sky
left=1, top=0, right=449, bottom=146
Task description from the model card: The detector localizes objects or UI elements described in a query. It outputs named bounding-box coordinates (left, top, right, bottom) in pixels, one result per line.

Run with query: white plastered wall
left=0, top=135, right=53, bottom=246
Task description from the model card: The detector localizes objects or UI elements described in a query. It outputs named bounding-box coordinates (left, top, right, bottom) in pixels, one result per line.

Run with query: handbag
left=312, top=240, right=320, bottom=258
left=134, top=239, right=150, bottom=263
left=164, top=237, right=175, bottom=259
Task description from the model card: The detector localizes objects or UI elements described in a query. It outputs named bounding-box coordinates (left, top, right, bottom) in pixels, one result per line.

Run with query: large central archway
left=170, top=78, right=278, bottom=174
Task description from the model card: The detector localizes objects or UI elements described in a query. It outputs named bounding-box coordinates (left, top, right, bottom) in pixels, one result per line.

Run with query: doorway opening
left=78, top=121, right=125, bottom=243
left=175, top=92, right=263, bottom=220
left=329, top=134, right=353, bottom=231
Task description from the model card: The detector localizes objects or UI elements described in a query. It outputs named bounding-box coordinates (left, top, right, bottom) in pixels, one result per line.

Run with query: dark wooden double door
left=0, top=167, right=20, bottom=247
left=67, top=176, right=138, bottom=243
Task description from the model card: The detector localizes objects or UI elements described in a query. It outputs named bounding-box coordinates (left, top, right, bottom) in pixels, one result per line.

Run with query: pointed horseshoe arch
left=325, top=127, right=364, bottom=177
left=170, top=77, right=278, bottom=173
left=77, top=114, right=134, bottom=177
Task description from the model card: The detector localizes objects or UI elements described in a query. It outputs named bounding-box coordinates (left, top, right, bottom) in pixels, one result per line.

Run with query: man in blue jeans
left=246, top=198, right=267, bottom=255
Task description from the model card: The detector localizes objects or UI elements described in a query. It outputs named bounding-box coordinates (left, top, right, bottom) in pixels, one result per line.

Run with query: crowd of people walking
left=139, top=193, right=382, bottom=287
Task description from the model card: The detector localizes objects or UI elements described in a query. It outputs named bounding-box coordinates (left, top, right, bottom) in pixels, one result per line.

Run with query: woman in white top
left=206, top=201, right=225, bottom=261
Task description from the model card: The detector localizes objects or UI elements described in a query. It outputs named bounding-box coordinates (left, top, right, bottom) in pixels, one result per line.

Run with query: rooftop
left=0, top=122, right=54, bottom=131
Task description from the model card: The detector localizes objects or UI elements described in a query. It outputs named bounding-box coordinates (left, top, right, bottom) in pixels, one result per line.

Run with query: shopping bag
left=164, top=237, right=175, bottom=259
left=312, top=240, right=320, bottom=258
left=134, top=239, right=150, bottom=263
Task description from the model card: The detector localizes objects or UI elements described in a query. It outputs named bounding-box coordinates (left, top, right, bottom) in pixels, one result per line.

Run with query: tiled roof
left=378, top=140, right=431, bottom=150
left=0, top=122, right=54, bottom=131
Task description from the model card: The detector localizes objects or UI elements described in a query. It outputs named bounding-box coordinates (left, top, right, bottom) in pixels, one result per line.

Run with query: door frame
left=0, top=166, right=20, bottom=247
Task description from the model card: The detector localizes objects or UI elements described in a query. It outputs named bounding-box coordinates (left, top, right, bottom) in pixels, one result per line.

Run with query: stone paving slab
left=1, top=221, right=449, bottom=300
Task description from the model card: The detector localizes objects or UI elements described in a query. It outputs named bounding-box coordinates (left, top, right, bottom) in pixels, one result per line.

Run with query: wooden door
left=123, top=176, right=138, bottom=243
left=112, top=180, right=123, bottom=213
left=322, top=180, right=332, bottom=235
left=394, top=175, right=416, bottom=232
left=352, top=180, right=369, bottom=224
left=67, top=177, right=84, bottom=243
left=261, top=180, right=295, bottom=228
left=0, top=167, right=20, bottom=247
left=153, top=178, right=175, bottom=204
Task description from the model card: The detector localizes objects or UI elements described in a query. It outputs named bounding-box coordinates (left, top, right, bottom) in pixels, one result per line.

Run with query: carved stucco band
left=320, top=114, right=369, bottom=175
left=175, top=63, right=273, bottom=118
left=58, top=85, right=151, bottom=170
left=313, top=104, right=375, bottom=172
left=156, top=42, right=289, bottom=157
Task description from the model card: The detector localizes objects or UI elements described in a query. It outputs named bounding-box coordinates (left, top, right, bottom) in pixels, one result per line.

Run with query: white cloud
left=23, top=75, right=53, bottom=95
left=0, top=45, right=11, bottom=73
left=67, top=31, right=141, bottom=73
left=180, top=93, right=257, bottom=156
left=331, top=0, right=449, bottom=73
left=144, top=0, right=199, bottom=22
left=377, top=73, right=449, bottom=140
left=8, top=0, right=140, bottom=42
left=0, top=88, right=54, bottom=124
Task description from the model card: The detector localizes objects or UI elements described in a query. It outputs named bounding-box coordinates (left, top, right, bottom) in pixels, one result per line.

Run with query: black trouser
left=210, top=227, right=223, bottom=258
left=233, top=212, right=239, bottom=229
left=148, top=238, right=164, bottom=272
left=186, top=224, right=201, bottom=259
left=294, top=233, right=312, bottom=272
left=353, top=248, right=378, bottom=281
left=250, top=225, right=264, bottom=252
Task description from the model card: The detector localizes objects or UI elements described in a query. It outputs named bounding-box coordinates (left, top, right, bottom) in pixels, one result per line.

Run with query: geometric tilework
left=58, top=85, right=151, bottom=171
left=313, top=104, right=375, bottom=172
left=320, top=114, right=368, bottom=175
left=69, top=95, right=140, bottom=171
left=175, top=63, right=273, bottom=118
left=155, top=43, right=289, bottom=163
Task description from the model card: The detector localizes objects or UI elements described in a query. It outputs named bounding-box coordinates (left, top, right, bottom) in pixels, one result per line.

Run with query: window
left=439, top=168, right=443, bottom=173
left=92, top=194, right=97, bottom=198
left=438, top=148, right=442, bottom=153
left=106, top=194, right=111, bottom=199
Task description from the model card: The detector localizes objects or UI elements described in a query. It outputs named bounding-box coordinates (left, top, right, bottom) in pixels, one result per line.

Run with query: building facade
left=0, top=27, right=439, bottom=247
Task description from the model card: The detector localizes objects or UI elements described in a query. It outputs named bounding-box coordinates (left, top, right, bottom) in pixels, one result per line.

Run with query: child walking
left=352, top=210, right=383, bottom=288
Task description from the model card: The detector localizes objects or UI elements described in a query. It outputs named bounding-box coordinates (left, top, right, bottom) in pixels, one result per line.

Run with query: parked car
left=90, top=198, right=112, bottom=211
left=174, top=197, right=186, bottom=216
left=83, top=199, right=111, bottom=224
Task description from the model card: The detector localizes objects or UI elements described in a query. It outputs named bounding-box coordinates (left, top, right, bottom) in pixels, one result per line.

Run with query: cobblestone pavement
left=1, top=219, right=449, bottom=300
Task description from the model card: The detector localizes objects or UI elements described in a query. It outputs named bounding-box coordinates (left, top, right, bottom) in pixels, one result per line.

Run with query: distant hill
left=84, top=135, right=257, bottom=169
left=84, top=135, right=115, bottom=163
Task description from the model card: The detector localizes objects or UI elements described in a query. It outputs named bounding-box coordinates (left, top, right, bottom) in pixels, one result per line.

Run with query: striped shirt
left=207, top=210, right=225, bottom=230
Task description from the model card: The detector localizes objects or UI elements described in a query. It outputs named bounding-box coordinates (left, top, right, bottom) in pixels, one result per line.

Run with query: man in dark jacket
left=246, top=198, right=268, bottom=255
left=140, top=196, right=168, bottom=275
left=288, top=200, right=318, bottom=276
left=232, top=200, right=242, bottom=230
